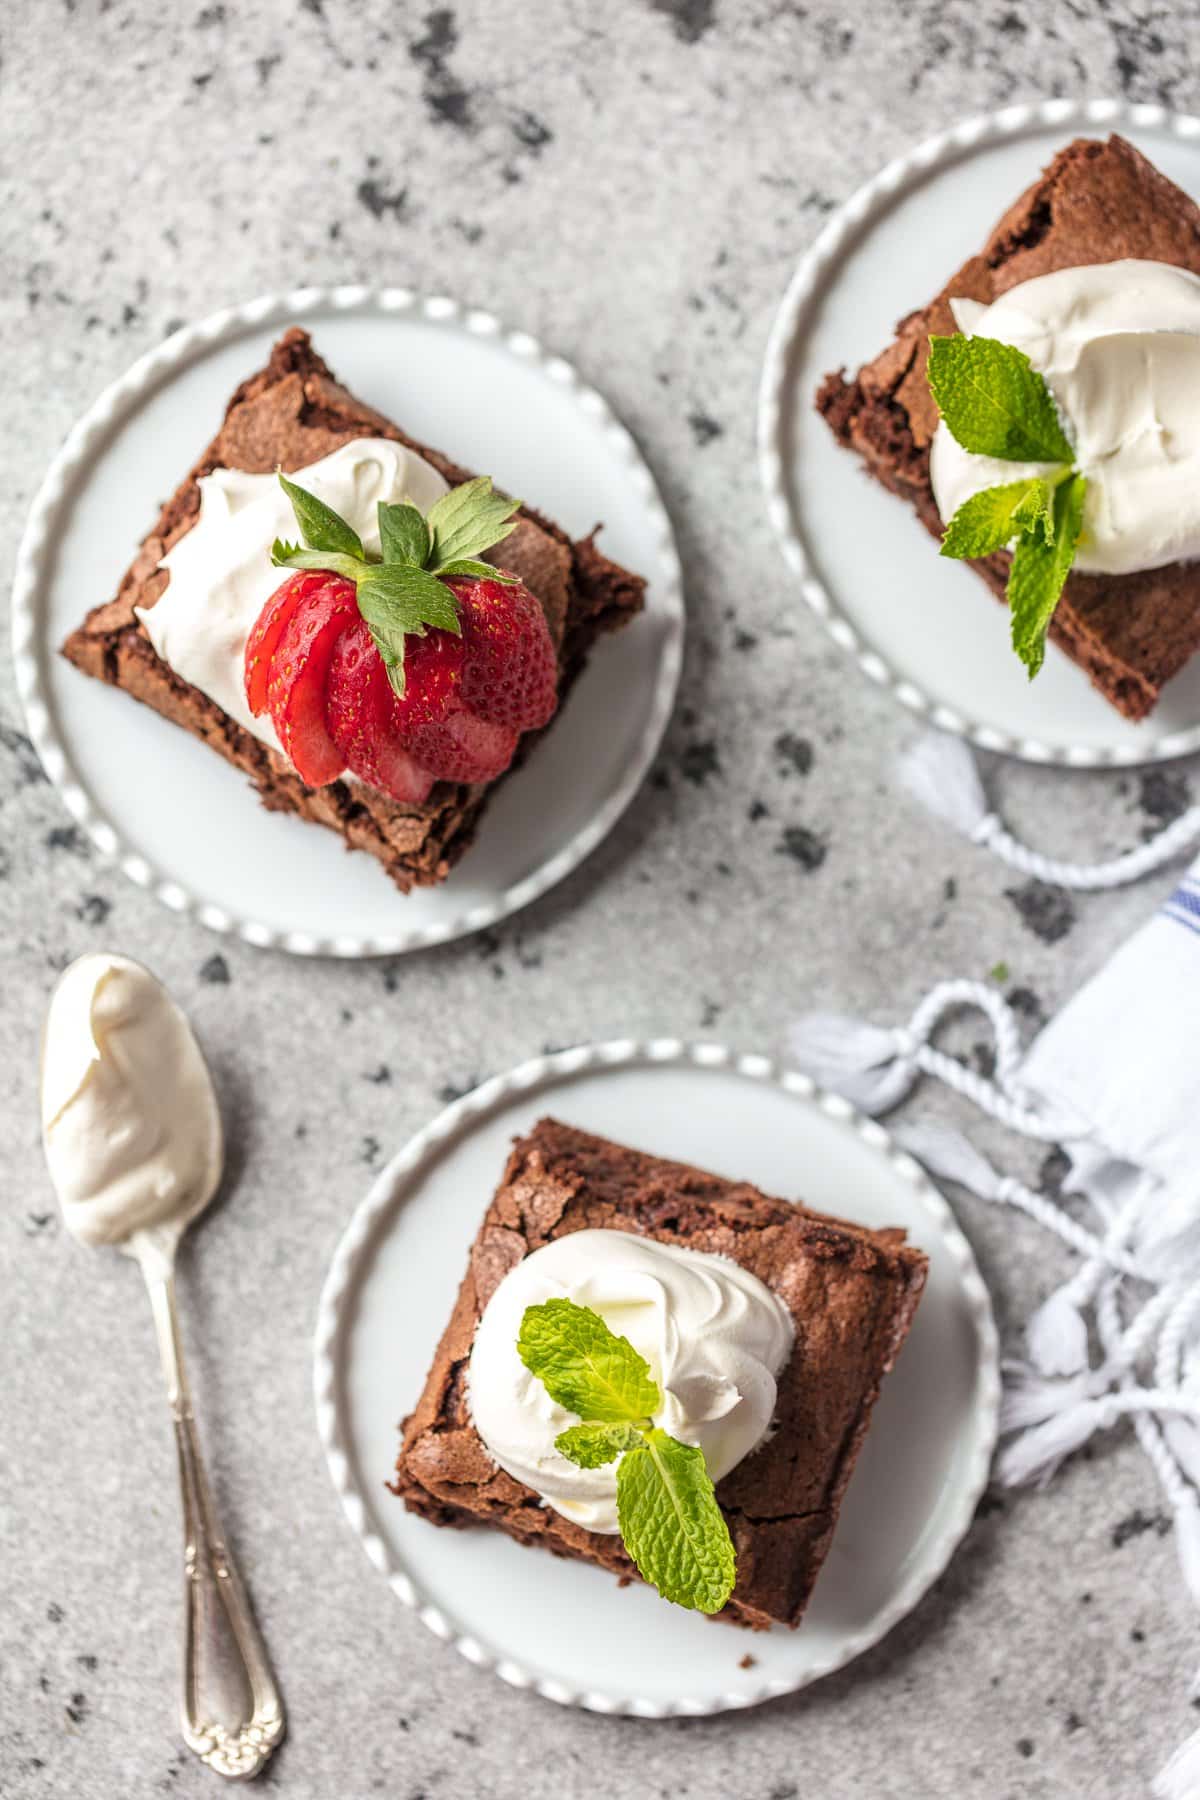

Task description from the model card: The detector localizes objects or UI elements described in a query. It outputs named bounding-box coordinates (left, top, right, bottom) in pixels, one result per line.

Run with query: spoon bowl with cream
left=40, top=953, right=283, bottom=1781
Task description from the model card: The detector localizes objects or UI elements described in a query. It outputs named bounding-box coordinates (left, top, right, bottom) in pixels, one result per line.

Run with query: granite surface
left=3, top=3, right=1199, bottom=1796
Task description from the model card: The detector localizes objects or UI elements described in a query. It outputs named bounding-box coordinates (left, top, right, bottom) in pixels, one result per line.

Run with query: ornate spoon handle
left=144, top=1270, right=284, bottom=1780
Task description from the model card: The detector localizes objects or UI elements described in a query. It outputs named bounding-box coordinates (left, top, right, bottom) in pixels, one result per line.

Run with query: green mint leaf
left=1008, top=472, right=1087, bottom=679
left=1012, top=479, right=1055, bottom=544
left=378, top=501, right=430, bottom=569
left=518, top=1298, right=660, bottom=1425
left=278, top=472, right=366, bottom=561
left=927, top=335, right=1075, bottom=464
left=426, top=477, right=521, bottom=568
left=616, top=1428, right=736, bottom=1615
left=940, top=477, right=1052, bottom=561
left=555, top=1422, right=643, bottom=1468
left=435, top=558, right=518, bottom=583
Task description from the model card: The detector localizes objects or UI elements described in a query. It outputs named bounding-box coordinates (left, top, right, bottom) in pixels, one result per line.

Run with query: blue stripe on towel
left=1163, top=890, right=1200, bottom=936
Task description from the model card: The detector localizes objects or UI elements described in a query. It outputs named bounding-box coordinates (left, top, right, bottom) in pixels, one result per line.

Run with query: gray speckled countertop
left=3, top=4, right=1198, bottom=1796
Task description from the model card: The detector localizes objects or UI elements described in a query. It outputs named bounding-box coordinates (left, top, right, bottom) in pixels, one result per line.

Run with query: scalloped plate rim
left=312, top=1037, right=1000, bottom=1717
left=758, top=95, right=1200, bottom=769
left=12, top=286, right=684, bottom=957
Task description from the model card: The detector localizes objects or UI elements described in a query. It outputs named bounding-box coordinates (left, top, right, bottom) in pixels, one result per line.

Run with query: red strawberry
left=253, top=471, right=541, bottom=799
left=244, top=570, right=330, bottom=716
left=265, top=578, right=358, bottom=786
left=382, top=630, right=514, bottom=783
left=447, top=573, right=559, bottom=733
left=325, top=622, right=437, bottom=805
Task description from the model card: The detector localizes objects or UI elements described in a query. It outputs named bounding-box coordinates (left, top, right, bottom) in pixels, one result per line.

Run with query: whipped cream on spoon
left=40, top=954, right=283, bottom=1780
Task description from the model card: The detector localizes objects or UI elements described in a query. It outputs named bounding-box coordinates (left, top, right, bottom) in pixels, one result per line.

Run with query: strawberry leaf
left=436, top=558, right=518, bottom=583
left=356, top=565, right=463, bottom=698
left=379, top=501, right=430, bottom=568
left=426, top=477, right=521, bottom=567
left=278, top=472, right=366, bottom=561
left=270, top=543, right=368, bottom=582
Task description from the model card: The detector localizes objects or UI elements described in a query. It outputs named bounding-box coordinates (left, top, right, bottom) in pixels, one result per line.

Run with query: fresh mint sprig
left=518, top=1298, right=736, bottom=1615
left=927, top=334, right=1088, bottom=679
left=270, top=473, right=521, bottom=697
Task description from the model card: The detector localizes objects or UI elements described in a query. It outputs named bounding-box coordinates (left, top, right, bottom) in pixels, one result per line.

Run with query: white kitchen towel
left=787, top=858, right=1200, bottom=1799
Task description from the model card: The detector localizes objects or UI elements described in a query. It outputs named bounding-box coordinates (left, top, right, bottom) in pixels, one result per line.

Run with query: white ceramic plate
left=313, top=1040, right=999, bottom=1715
left=12, top=290, right=683, bottom=956
left=759, top=98, right=1200, bottom=767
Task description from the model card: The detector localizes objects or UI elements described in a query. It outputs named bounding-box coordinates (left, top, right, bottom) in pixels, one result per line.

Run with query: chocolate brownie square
left=62, top=329, right=645, bottom=891
left=817, top=135, right=1200, bottom=720
left=392, top=1119, right=927, bottom=1630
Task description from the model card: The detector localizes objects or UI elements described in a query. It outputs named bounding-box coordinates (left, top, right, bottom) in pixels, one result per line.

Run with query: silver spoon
left=40, top=953, right=284, bottom=1780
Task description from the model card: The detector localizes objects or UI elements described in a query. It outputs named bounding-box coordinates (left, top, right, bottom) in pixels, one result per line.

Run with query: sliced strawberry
left=265, top=579, right=359, bottom=786
left=447, top=574, right=559, bottom=734
left=378, top=626, right=515, bottom=782
left=244, top=570, right=330, bottom=716
left=400, top=707, right=519, bottom=785
left=325, top=622, right=437, bottom=805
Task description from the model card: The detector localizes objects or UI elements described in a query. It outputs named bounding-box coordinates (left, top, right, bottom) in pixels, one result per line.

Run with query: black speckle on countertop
left=360, top=1135, right=381, bottom=1167
left=748, top=799, right=769, bottom=822
left=686, top=410, right=723, bottom=446
left=45, top=825, right=90, bottom=858
left=357, top=176, right=408, bottom=222
left=0, top=722, right=47, bottom=785
left=511, top=110, right=552, bottom=151
left=1039, top=1146, right=1071, bottom=1198
left=1112, top=1508, right=1171, bottom=1549
left=647, top=0, right=715, bottom=45
left=1016, top=1738, right=1035, bottom=1760
left=1006, top=985, right=1043, bottom=1026
left=76, top=893, right=111, bottom=926
left=410, top=8, right=475, bottom=131
left=776, top=827, right=826, bottom=871
left=680, top=740, right=721, bottom=786
left=1138, top=768, right=1191, bottom=833
left=774, top=732, right=813, bottom=777
left=437, top=1075, right=480, bottom=1105
left=1005, top=878, right=1075, bottom=944
left=365, top=1064, right=391, bottom=1085
left=199, top=954, right=230, bottom=984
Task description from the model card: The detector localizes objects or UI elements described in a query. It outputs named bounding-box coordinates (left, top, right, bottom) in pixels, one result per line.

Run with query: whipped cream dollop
left=40, top=954, right=223, bottom=1248
left=929, top=260, right=1200, bottom=576
left=468, top=1229, right=795, bottom=1534
left=138, top=438, right=449, bottom=752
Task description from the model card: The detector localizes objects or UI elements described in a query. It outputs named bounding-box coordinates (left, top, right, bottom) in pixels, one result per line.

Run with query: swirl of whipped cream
left=929, top=259, right=1200, bottom=576
left=138, top=438, right=449, bottom=752
left=468, top=1228, right=795, bottom=1534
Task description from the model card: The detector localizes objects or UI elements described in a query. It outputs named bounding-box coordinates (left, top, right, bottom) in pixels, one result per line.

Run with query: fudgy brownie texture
left=392, top=1119, right=927, bottom=1630
left=62, top=329, right=645, bottom=891
left=817, top=135, right=1200, bottom=721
